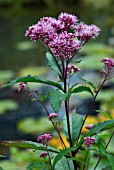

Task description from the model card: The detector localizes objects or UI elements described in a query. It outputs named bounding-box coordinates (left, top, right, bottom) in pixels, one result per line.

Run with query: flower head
left=18, top=82, right=26, bottom=92
left=39, top=152, right=48, bottom=158
left=37, top=134, right=52, bottom=145
left=25, top=12, right=100, bottom=60
left=48, top=113, right=58, bottom=120
left=84, top=136, right=95, bottom=146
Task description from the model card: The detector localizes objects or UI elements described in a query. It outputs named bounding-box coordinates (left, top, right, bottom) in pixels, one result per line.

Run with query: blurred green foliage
left=17, top=117, right=54, bottom=134
left=0, top=100, right=18, bottom=114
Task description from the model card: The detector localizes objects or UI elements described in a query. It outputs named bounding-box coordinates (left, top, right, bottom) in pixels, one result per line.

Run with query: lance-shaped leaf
left=49, top=88, right=70, bottom=113
left=96, top=141, right=114, bottom=170
left=53, top=145, right=80, bottom=168
left=71, top=85, right=94, bottom=97
left=62, top=113, right=83, bottom=145
left=81, top=78, right=96, bottom=90
left=2, top=75, right=63, bottom=91
left=46, top=52, right=62, bottom=77
left=27, top=162, right=49, bottom=170
left=84, top=119, right=114, bottom=137
left=55, top=156, right=74, bottom=170
left=0, top=167, right=4, bottom=170
left=0, top=141, right=59, bottom=153
left=96, top=110, right=113, bottom=120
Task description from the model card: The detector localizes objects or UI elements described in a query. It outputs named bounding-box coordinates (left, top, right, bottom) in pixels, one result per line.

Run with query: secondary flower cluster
left=84, top=136, right=95, bottom=146
left=67, top=65, right=80, bottom=75
left=39, top=152, right=48, bottom=158
left=37, top=134, right=52, bottom=145
left=25, top=12, right=100, bottom=59
left=48, top=113, right=58, bottom=120
left=101, top=58, right=114, bottom=71
left=18, top=82, right=26, bottom=92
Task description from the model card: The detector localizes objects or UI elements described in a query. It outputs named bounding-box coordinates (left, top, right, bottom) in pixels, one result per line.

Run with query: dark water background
left=0, top=0, right=114, bottom=140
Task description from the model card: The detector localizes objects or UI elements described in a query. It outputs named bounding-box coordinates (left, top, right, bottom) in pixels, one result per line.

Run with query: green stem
left=46, top=144, right=53, bottom=170
left=63, top=62, right=77, bottom=170
left=26, top=86, right=66, bottom=150
left=83, top=148, right=89, bottom=170
left=76, top=72, right=109, bottom=149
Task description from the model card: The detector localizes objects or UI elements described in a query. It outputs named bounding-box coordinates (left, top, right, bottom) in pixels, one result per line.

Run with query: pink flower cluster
left=48, top=113, right=58, bottom=120
left=40, top=152, right=48, bottom=158
left=25, top=12, right=100, bottom=59
left=37, top=134, right=52, bottom=145
left=67, top=65, right=80, bottom=74
left=18, top=82, right=26, bottom=92
left=84, top=136, right=95, bottom=146
left=85, top=124, right=94, bottom=130
left=72, top=22, right=100, bottom=42
left=101, top=58, right=114, bottom=71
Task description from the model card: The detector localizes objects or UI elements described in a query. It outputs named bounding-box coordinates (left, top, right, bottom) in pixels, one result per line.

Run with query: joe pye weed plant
left=1, top=12, right=114, bottom=170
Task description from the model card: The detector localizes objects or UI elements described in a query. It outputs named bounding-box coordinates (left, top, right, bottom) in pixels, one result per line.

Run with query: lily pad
left=79, top=54, right=106, bottom=70
left=15, top=41, right=37, bottom=51
left=0, top=100, right=18, bottom=114
left=17, top=117, right=54, bottom=134
left=18, top=66, right=49, bottom=77
left=81, top=43, right=114, bottom=55
left=0, top=70, right=15, bottom=84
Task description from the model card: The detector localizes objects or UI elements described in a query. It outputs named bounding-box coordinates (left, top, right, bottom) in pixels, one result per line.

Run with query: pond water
left=0, top=3, right=112, bottom=73
left=0, top=3, right=114, bottom=142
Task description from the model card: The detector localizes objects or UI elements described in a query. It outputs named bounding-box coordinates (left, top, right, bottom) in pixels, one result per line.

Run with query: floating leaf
left=17, top=117, right=53, bottom=134
left=0, top=70, right=15, bottom=84
left=62, top=113, right=83, bottom=145
left=0, top=100, right=18, bottom=114
left=16, top=41, right=37, bottom=51
left=18, top=66, right=48, bottom=77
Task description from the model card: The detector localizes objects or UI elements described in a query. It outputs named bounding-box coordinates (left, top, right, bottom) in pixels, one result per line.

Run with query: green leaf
left=55, top=156, right=74, bottom=170
left=2, top=75, right=63, bottom=91
left=102, top=165, right=111, bottom=170
left=81, top=78, right=96, bottom=90
left=27, top=162, right=49, bottom=170
left=49, top=88, right=70, bottom=113
left=96, top=110, right=113, bottom=120
left=0, top=155, right=6, bottom=158
left=69, top=157, right=83, bottom=164
left=53, top=145, right=80, bottom=168
left=71, top=85, right=94, bottom=97
left=0, top=167, right=4, bottom=170
left=97, top=140, right=114, bottom=170
left=100, top=149, right=114, bottom=170
left=84, top=120, right=114, bottom=137
left=62, top=113, right=83, bottom=145
left=0, top=141, right=59, bottom=153
left=46, top=52, right=62, bottom=77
